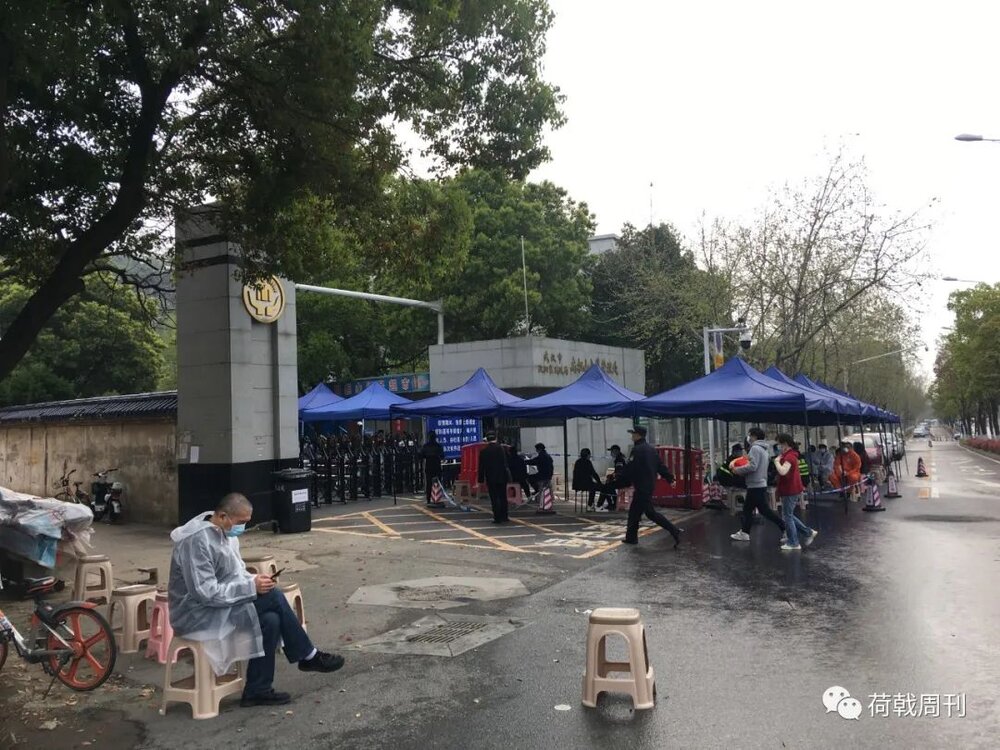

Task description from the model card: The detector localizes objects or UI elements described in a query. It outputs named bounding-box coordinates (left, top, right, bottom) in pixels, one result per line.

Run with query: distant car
left=883, top=434, right=905, bottom=460
left=913, top=427, right=929, bottom=438
left=953, top=432, right=961, bottom=440
left=843, top=434, right=884, bottom=467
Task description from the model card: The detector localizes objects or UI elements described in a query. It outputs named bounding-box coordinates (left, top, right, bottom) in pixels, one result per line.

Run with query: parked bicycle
left=52, top=469, right=91, bottom=507
left=0, top=575, right=117, bottom=694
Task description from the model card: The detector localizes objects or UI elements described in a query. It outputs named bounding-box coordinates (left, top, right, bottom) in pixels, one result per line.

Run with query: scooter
left=90, top=469, right=123, bottom=523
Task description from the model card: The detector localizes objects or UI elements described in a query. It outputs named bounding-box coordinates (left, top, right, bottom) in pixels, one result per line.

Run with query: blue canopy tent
left=501, top=364, right=644, bottom=419
left=298, top=383, right=342, bottom=412
left=792, top=374, right=880, bottom=424
left=300, top=382, right=412, bottom=423
left=762, top=366, right=861, bottom=422
left=499, top=364, right=646, bottom=508
left=637, top=358, right=826, bottom=423
left=391, top=368, right=522, bottom=418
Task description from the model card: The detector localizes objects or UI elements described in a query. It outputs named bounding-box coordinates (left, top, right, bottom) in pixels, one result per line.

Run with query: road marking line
left=932, top=488, right=940, bottom=499
left=573, top=543, right=625, bottom=559
left=412, top=504, right=524, bottom=552
left=918, top=488, right=930, bottom=499
left=311, top=527, right=389, bottom=539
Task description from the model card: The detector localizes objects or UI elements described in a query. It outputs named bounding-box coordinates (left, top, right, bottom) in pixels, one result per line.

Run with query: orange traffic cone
left=915, top=457, right=928, bottom=478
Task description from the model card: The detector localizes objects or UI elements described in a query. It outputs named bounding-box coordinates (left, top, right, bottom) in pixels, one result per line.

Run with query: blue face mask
left=226, top=523, right=246, bottom=538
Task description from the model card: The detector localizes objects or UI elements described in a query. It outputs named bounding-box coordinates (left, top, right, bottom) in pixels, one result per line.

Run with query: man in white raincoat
left=169, top=493, right=344, bottom=707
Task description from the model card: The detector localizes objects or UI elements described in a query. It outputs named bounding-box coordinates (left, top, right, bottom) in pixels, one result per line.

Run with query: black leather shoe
left=621, top=538, right=638, bottom=545
left=241, top=690, right=292, bottom=707
left=299, top=651, right=345, bottom=673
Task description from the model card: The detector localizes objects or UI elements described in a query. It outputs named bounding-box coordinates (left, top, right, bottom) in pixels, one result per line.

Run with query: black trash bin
left=273, top=468, right=315, bottom=533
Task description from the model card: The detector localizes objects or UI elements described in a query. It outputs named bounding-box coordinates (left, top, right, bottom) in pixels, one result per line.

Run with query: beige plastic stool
left=73, top=555, right=114, bottom=606
left=581, top=607, right=656, bottom=710
left=109, top=584, right=157, bottom=654
left=280, top=582, right=306, bottom=631
left=453, top=481, right=473, bottom=503
left=242, top=552, right=277, bottom=577
left=160, top=638, right=245, bottom=719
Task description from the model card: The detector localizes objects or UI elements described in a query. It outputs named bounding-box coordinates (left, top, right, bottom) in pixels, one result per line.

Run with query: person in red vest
left=772, top=434, right=818, bottom=551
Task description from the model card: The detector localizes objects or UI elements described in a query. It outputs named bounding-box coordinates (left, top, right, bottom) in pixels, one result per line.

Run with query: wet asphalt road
left=134, top=439, right=998, bottom=750
left=351, top=439, right=999, bottom=749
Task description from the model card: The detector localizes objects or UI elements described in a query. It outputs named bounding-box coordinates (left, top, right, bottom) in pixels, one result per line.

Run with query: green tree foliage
left=931, top=284, right=1000, bottom=435
left=0, top=278, right=164, bottom=406
left=0, top=0, right=563, bottom=382
left=445, top=170, right=595, bottom=341
left=588, top=223, right=731, bottom=393
left=295, top=176, right=473, bottom=388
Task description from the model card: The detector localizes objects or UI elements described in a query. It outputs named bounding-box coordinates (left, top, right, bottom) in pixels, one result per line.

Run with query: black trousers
left=624, top=491, right=680, bottom=543
left=487, top=481, right=509, bottom=521
left=741, top=486, right=786, bottom=534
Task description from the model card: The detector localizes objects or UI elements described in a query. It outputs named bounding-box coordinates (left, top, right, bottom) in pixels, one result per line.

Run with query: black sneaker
left=299, top=651, right=345, bottom=673
left=241, top=689, right=292, bottom=707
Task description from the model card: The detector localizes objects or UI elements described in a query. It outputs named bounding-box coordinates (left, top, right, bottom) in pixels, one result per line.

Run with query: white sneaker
left=803, top=530, right=818, bottom=547
left=596, top=507, right=609, bottom=513
left=730, top=531, right=750, bottom=542
left=780, top=543, right=801, bottom=551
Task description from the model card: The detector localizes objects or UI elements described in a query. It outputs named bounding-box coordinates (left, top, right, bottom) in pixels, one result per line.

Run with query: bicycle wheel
left=46, top=606, right=116, bottom=691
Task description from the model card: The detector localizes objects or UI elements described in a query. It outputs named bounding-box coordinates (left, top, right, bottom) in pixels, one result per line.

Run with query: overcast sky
left=529, top=0, right=1000, bottom=378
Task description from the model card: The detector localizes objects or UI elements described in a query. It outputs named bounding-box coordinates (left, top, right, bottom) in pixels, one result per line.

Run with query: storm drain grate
left=406, top=621, right=489, bottom=644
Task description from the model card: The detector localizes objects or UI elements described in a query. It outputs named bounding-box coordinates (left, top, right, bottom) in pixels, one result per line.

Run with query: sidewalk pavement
left=0, top=495, right=702, bottom=749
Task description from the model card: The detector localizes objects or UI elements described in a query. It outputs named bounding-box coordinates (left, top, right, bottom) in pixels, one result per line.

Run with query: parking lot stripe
left=363, top=511, right=401, bottom=537
left=412, top=504, right=524, bottom=552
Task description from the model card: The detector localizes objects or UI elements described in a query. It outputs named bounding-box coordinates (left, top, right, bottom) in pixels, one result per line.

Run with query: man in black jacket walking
left=477, top=433, right=511, bottom=523
left=621, top=426, right=683, bottom=547
left=420, top=431, right=445, bottom=506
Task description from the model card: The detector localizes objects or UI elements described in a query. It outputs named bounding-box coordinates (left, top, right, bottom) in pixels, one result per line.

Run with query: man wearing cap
left=620, top=426, right=683, bottom=547
left=478, top=432, right=511, bottom=523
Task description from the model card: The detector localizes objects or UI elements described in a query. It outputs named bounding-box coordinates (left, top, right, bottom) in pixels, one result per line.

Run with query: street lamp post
left=844, top=344, right=926, bottom=392
left=702, top=323, right=752, bottom=478
left=954, top=133, right=1000, bottom=142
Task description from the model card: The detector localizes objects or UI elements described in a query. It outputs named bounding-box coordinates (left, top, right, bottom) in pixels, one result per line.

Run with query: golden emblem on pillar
left=242, top=276, right=286, bottom=323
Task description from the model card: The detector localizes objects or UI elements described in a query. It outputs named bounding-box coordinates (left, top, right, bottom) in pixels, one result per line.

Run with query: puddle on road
left=904, top=514, right=999, bottom=524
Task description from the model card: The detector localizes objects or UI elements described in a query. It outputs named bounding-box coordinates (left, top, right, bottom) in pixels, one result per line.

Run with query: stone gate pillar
left=175, top=204, right=299, bottom=523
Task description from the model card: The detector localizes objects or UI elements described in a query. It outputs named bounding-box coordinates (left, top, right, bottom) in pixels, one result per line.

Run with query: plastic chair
left=73, top=555, right=114, bottom=607
left=146, top=591, right=177, bottom=664
left=109, top=584, right=157, bottom=654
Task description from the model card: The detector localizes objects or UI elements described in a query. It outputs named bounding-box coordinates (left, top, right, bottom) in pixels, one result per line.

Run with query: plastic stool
left=279, top=582, right=306, bottom=630
left=453, top=481, right=473, bottom=503
left=146, top=592, right=177, bottom=664
left=109, top=584, right=157, bottom=654
left=242, top=553, right=277, bottom=577
left=73, top=555, right=114, bottom=607
left=506, top=483, right=524, bottom=508
left=160, top=638, right=245, bottom=719
left=617, top=488, right=634, bottom=512
left=581, top=607, right=656, bottom=710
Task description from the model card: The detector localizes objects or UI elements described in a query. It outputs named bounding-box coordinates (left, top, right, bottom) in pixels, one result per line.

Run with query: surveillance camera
left=739, top=329, right=752, bottom=350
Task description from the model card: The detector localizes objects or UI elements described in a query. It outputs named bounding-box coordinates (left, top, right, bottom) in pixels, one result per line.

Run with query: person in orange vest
left=829, top=440, right=862, bottom=490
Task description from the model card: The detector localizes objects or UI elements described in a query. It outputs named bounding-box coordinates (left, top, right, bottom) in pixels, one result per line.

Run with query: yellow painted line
left=412, top=504, right=524, bottom=552
left=573, top=543, right=624, bottom=559
left=918, top=488, right=930, bottom=499
left=423, top=538, right=538, bottom=553
left=363, top=511, right=401, bottom=538
left=311, top=527, right=389, bottom=539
